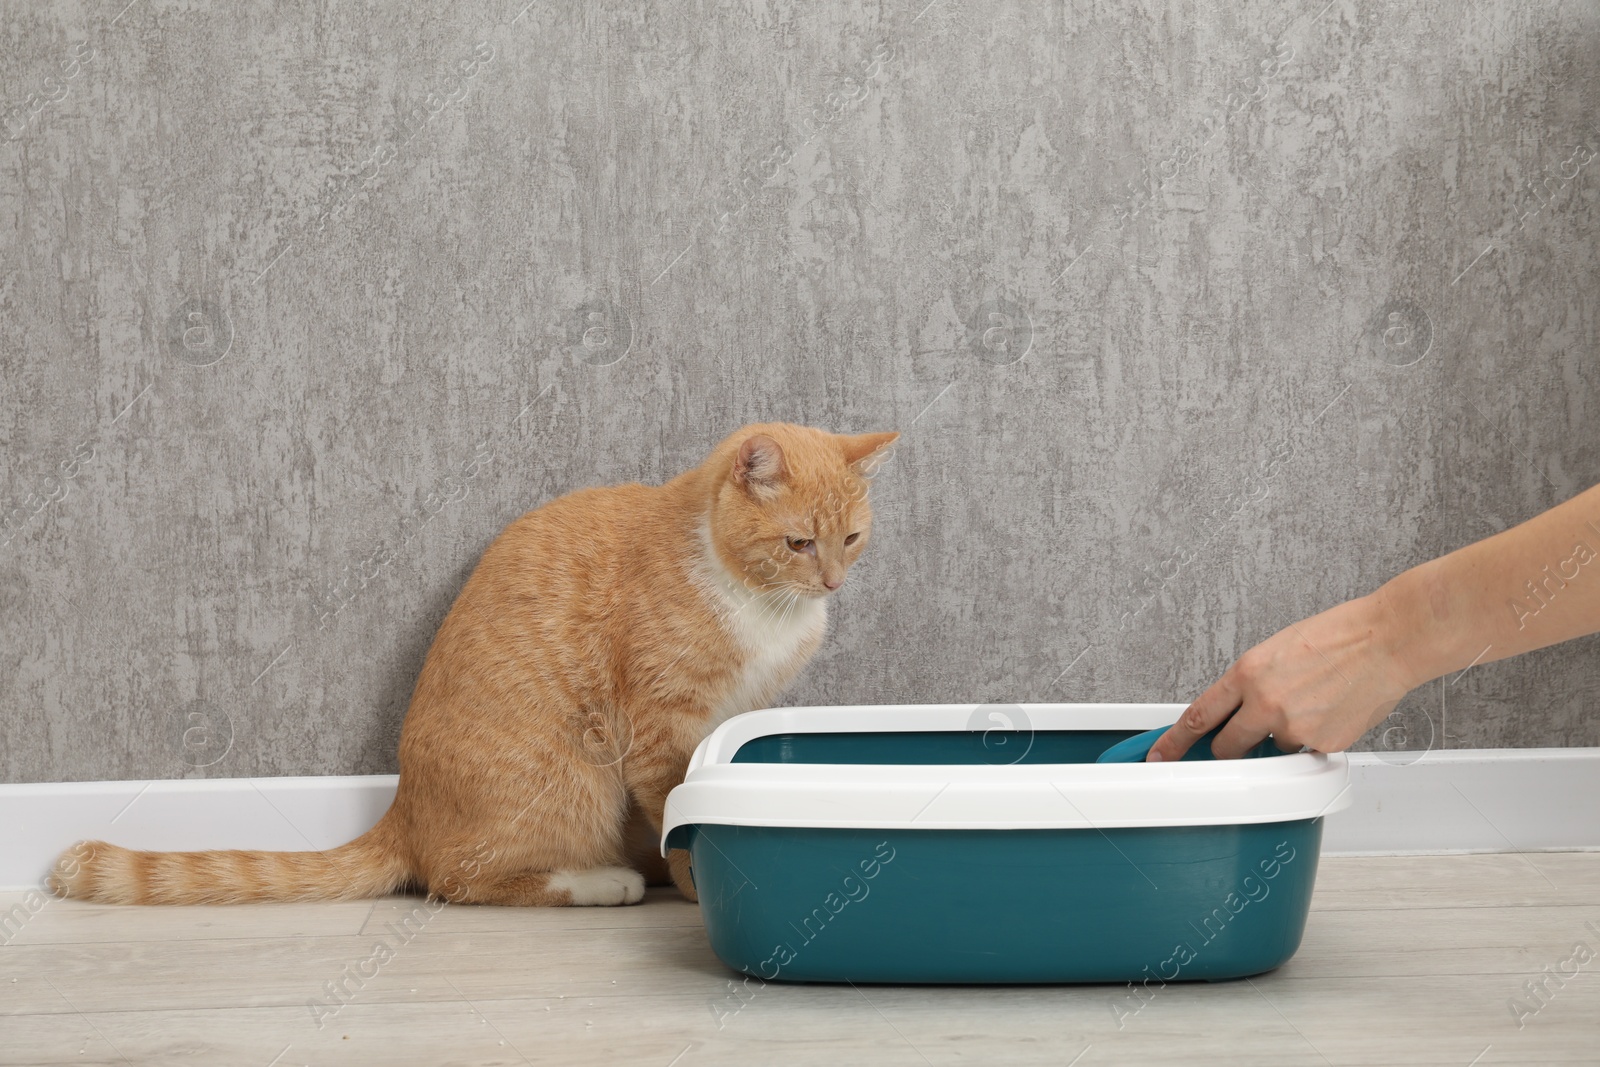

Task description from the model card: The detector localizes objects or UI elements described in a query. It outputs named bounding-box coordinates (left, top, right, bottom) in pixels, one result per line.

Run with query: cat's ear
left=838, top=431, right=899, bottom=478
left=732, top=434, right=787, bottom=496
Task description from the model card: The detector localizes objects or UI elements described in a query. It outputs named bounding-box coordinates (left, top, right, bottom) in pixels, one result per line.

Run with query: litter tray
left=662, top=703, right=1351, bottom=984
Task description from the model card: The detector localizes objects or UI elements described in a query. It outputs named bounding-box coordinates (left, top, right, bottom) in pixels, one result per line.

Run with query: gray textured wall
left=3, top=0, right=1597, bottom=785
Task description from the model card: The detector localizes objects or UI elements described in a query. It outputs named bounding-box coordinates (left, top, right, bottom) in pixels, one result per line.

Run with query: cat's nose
left=822, top=571, right=844, bottom=590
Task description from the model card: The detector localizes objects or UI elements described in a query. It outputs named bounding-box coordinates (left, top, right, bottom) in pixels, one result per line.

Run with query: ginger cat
left=49, top=423, right=897, bottom=907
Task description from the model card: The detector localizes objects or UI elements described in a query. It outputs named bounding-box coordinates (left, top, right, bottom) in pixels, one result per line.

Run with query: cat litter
left=663, top=703, right=1350, bottom=983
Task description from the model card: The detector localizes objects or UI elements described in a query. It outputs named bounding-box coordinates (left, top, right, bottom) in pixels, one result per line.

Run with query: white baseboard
left=0, top=775, right=399, bottom=891
left=1322, top=748, right=1600, bottom=855
left=2, top=749, right=1596, bottom=890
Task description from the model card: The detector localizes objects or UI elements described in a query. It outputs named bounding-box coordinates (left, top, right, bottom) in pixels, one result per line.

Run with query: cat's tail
left=45, top=812, right=411, bottom=905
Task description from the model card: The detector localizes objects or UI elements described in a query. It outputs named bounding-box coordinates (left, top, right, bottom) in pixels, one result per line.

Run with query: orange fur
left=48, top=423, right=898, bottom=907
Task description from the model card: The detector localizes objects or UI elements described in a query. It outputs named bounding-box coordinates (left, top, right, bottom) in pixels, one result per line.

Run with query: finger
left=1147, top=669, right=1242, bottom=762
left=1209, top=699, right=1279, bottom=760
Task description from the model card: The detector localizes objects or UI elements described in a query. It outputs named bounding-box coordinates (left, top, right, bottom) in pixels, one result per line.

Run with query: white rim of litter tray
left=661, top=704, right=1352, bottom=853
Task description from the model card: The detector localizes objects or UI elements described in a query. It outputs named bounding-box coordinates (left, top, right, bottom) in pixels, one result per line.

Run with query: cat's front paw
left=549, top=866, right=646, bottom=906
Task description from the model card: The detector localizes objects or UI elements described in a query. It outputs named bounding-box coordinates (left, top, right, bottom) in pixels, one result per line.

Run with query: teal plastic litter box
left=661, top=703, right=1352, bottom=984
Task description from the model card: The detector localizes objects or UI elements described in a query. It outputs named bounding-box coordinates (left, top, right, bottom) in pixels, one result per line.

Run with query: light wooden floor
left=2, top=853, right=1597, bottom=1066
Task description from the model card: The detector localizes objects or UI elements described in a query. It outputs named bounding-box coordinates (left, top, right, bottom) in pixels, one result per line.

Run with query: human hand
left=1147, top=590, right=1420, bottom=761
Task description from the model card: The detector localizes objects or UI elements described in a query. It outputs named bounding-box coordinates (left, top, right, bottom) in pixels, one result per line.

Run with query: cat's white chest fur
left=696, top=527, right=826, bottom=723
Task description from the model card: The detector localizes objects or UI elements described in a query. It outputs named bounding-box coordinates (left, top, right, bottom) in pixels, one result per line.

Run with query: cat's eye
left=844, top=532, right=861, bottom=545
left=786, top=537, right=813, bottom=552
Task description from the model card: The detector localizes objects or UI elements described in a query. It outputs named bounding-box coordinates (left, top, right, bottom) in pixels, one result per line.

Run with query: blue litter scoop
left=1095, top=720, right=1282, bottom=763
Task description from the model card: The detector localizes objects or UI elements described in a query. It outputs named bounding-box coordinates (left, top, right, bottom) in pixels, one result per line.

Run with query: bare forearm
left=1379, top=482, right=1600, bottom=688
left=1151, top=482, right=1600, bottom=762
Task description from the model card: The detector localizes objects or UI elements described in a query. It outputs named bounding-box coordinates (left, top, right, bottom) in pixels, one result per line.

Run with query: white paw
left=549, top=866, right=646, bottom=906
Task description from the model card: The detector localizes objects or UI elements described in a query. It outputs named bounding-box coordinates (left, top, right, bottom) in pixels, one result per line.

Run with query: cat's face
left=709, top=425, right=899, bottom=599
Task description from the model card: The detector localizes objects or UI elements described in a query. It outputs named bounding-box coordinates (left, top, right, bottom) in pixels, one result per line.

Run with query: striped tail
left=45, top=817, right=409, bottom=905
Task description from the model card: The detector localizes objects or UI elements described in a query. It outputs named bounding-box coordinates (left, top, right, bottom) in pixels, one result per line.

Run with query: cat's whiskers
left=725, top=581, right=793, bottom=622
left=838, top=575, right=884, bottom=598
left=772, top=586, right=809, bottom=634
